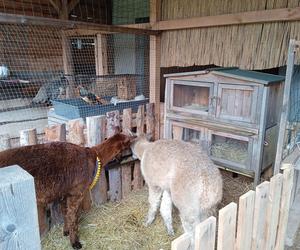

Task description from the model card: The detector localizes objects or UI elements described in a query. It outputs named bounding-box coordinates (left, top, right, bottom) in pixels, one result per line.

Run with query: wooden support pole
left=20, top=128, right=37, bottom=146
left=0, top=134, right=11, bottom=151
left=86, top=115, right=107, bottom=206
left=274, top=40, right=297, bottom=174
left=44, top=124, right=66, bottom=142
left=95, top=34, right=108, bottom=76
left=0, top=165, right=40, bottom=249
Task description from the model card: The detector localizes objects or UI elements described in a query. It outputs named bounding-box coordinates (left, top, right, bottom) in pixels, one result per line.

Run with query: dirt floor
left=41, top=170, right=252, bottom=250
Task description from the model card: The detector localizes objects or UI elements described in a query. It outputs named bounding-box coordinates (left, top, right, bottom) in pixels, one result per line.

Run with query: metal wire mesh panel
left=0, top=23, right=150, bottom=137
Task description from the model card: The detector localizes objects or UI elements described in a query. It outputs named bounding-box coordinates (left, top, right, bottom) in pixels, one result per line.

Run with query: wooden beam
left=153, top=7, right=300, bottom=31
left=150, top=0, right=161, bottom=140
left=95, top=34, right=108, bottom=75
left=0, top=12, right=159, bottom=36
left=68, top=0, right=80, bottom=14
left=49, top=0, right=61, bottom=14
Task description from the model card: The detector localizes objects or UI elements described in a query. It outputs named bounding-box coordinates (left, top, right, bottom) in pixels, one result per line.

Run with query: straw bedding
left=42, top=170, right=252, bottom=250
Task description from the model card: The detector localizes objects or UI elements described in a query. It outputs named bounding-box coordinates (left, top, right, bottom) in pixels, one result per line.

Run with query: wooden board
left=20, top=128, right=37, bottom=146
left=44, top=124, right=66, bottom=142
left=109, top=167, right=122, bottom=202
left=171, top=233, right=191, bottom=250
left=0, top=134, right=11, bottom=151
left=195, top=216, right=216, bottom=250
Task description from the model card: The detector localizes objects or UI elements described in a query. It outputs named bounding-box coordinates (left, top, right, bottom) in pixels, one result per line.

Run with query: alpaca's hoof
left=63, top=230, right=69, bottom=236
left=72, top=241, right=82, bottom=249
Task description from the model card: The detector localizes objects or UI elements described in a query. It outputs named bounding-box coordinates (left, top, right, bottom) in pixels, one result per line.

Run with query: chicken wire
left=0, top=22, right=150, bottom=137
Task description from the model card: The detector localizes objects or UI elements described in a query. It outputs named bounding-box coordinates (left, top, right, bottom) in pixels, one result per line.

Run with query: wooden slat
left=0, top=165, right=40, bottom=249
left=106, top=110, right=120, bottom=138
left=252, top=181, right=270, bottom=250
left=171, top=233, right=191, bottom=250
left=172, top=125, right=183, bottom=140
left=95, top=34, right=108, bottom=76
left=136, top=105, right=145, bottom=135
left=121, top=108, right=133, bottom=198
left=236, top=190, right=255, bottom=250
left=195, top=216, right=216, bottom=250
left=106, top=110, right=122, bottom=201
left=44, top=124, right=66, bottom=142
left=86, top=115, right=107, bottom=206
left=146, top=103, right=155, bottom=140
left=154, top=7, right=300, bottom=31
left=275, top=168, right=294, bottom=250
left=0, top=134, right=11, bottom=151
left=67, top=119, right=85, bottom=146
left=19, top=128, right=37, bottom=146
left=217, top=202, right=237, bottom=250
left=264, top=173, right=283, bottom=250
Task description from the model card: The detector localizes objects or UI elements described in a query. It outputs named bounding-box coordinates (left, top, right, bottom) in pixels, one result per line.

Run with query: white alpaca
left=130, top=135, right=223, bottom=239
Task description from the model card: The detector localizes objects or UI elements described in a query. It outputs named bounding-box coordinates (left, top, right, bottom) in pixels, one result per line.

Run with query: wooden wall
left=161, top=0, right=300, bottom=69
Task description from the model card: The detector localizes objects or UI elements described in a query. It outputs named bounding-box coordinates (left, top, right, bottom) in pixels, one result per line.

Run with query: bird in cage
left=76, top=85, right=108, bottom=105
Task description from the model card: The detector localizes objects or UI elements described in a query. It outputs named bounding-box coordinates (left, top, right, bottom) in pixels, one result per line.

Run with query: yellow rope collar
left=89, top=156, right=102, bottom=190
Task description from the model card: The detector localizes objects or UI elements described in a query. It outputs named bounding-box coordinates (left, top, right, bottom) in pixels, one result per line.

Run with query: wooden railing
left=171, top=167, right=294, bottom=250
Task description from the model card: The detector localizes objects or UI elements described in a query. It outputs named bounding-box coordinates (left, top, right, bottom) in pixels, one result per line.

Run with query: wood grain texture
left=136, top=105, right=145, bottom=135
left=44, top=124, right=66, bottom=142
left=0, top=134, right=11, bottom=151
left=171, top=233, right=191, bottom=250
left=106, top=110, right=120, bottom=138
left=67, top=119, right=85, bottom=146
left=195, top=216, right=216, bottom=250
left=20, top=128, right=37, bottom=146
left=0, top=165, right=40, bottom=250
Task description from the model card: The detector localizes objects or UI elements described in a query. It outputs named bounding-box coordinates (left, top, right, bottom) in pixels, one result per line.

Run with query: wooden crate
left=117, top=76, right=136, bottom=100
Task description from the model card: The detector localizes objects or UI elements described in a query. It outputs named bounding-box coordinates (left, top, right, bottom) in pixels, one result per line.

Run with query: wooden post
left=95, top=34, right=108, bottom=76
left=20, top=128, right=37, bottom=146
left=121, top=108, right=133, bottom=198
left=133, top=105, right=145, bottom=190
left=44, top=124, right=66, bottom=142
left=146, top=103, right=155, bottom=140
left=67, top=119, right=85, bottom=146
left=0, top=165, right=40, bottom=249
left=0, top=134, right=11, bottom=151
left=150, top=0, right=161, bottom=140
left=274, top=40, right=297, bottom=174
left=106, top=110, right=122, bottom=201
left=86, top=115, right=107, bottom=206
left=217, top=202, right=237, bottom=250
left=235, top=190, right=255, bottom=250
left=195, top=216, right=216, bottom=250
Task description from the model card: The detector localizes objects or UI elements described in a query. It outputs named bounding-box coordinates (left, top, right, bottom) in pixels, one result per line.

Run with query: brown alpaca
left=0, top=133, right=134, bottom=249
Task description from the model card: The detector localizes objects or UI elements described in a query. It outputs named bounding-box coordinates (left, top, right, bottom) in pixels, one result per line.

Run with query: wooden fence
left=0, top=103, right=155, bottom=232
left=172, top=166, right=294, bottom=250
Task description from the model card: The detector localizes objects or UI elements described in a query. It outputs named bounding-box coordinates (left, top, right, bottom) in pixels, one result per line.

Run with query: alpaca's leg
left=160, top=190, right=174, bottom=236
left=60, top=198, right=69, bottom=236
left=66, top=194, right=84, bottom=249
left=145, top=185, right=162, bottom=226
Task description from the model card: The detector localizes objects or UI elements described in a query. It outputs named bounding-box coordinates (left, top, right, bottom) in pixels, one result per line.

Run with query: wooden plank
left=236, top=190, right=255, bottom=250
left=0, top=134, right=11, bottom=151
left=20, top=128, right=37, bottom=146
left=106, top=110, right=120, bottom=138
left=0, top=13, right=159, bottom=36
left=44, top=124, right=66, bottom=142
left=106, top=110, right=122, bottom=201
left=275, top=167, right=294, bottom=250
left=121, top=108, right=133, bottom=198
left=153, top=7, right=300, bottom=31
left=172, top=125, right=183, bottom=140
left=67, top=119, right=85, bottom=146
left=136, top=105, right=145, bottom=135
left=194, top=216, right=216, bottom=250
left=95, top=34, right=108, bottom=76
left=132, top=161, right=143, bottom=190
left=146, top=103, right=155, bottom=140
left=274, top=40, right=297, bottom=174
left=252, top=181, right=270, bottom=250
left=171, top=233, right=191, bottom=250
left=86, top=115, right=107, bottom=206
left=217, top=202, right=237, bottom=250
left=264, top=173, right=283, bottom=250
left=0, top=165, right=40, bottom=249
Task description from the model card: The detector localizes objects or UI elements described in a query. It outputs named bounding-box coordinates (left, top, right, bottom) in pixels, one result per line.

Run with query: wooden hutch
left=164, top=68, right=285, bottom=184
